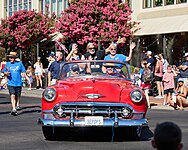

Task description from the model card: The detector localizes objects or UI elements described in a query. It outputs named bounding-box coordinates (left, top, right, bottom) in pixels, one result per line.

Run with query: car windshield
left=59, top=60, right=130, bottom=80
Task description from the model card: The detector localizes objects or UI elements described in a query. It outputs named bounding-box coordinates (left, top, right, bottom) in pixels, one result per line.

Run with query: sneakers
left=11, top=110, right=18, bottom=116
left=16, top=106, right=22, bottom=111
left=27, top=88, right=32, bottom=90
left=155, top=96, right=164, bottom=99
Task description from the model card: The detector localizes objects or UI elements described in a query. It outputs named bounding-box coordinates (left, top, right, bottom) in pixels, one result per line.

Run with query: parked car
left=38, top=60, right=148, bottom=140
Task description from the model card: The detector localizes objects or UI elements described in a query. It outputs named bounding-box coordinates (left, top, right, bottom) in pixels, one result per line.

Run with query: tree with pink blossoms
left=0, top=10, right=55, bottom=51
left=56, top=0, right=137, bottom=50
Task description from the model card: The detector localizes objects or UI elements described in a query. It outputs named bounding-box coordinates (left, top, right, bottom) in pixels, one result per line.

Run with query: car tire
left=127, top=126, right=142, bottom=141
left=42, top=126, right=59, bottom=141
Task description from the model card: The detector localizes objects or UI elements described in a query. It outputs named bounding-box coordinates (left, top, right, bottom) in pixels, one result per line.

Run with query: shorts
left=140, top=82, right=150, bottom=90
left=164, top=88, right=174, bottom=94
left=35, top=71, right=42, bottom=76
left=155, top=76, right=162, bottom=81
left=27, top=76, right=33, bottom=84
left=8, top=86, right=22, bottom=97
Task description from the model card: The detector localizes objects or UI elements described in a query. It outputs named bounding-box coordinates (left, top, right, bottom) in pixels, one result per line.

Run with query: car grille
left=53, top=102, right=133, bottom=119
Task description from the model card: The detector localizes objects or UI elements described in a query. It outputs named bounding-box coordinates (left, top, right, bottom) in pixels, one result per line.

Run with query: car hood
left=55, top=78, right=133, bottom=103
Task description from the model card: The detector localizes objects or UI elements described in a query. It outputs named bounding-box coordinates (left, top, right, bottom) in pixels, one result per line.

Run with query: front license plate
left=85, top=116, right=103, bottom=126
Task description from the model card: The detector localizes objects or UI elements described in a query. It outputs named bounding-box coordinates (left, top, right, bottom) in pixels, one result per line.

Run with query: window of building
left=52, top=0, right=56, bottom=14
left=165, top=0, right=175, bottom=5
left=143, top=0, right=152, bottom=8
left=176, top=0, right=187, bottom=3
left=143, top=0, right=187, bottom=8
left=58, top=0, right=63, bottom=16
left=153, top=0, right=163, bottom=7
left=4, top=0, right=33, bottom=18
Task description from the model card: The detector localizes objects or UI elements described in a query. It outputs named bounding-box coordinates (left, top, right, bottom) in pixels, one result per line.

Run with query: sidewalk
left=0, top=88, right=187, bottom=110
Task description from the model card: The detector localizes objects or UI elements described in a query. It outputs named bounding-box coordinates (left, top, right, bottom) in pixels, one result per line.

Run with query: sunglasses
left=88, top=47, right=95, bottom=50
left=111, top=49, right=117, bottom=50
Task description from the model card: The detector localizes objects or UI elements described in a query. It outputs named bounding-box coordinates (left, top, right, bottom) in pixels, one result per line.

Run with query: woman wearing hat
left=2, top=51, right=26, bottom=116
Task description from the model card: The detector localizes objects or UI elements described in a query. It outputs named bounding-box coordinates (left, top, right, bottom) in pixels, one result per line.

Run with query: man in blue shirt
left=48, top=51, right=65, bottom=85
left=3, top=52, right=26, bottom=116
left=104, top=42, right=135, bottom=74
left=104, top=42, right=135, bottom=62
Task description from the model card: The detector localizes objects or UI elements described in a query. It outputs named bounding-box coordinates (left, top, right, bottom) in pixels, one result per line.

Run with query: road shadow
left=43, top=126, right=153, bottom=142
left=19, top=105, right=41, bottom=114
left=0, top=101, right=11, bottom=104
left=0, top=111, right=11, bottom=115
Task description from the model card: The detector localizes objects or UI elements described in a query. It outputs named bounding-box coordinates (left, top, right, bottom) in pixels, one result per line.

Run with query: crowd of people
left=131, top=50, right=188, bottom=110
left=1, top=40, right=188, bottom=115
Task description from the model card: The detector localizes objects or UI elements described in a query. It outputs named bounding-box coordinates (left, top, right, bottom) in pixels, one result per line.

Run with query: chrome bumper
left=38, top=117, right=148, bottom=127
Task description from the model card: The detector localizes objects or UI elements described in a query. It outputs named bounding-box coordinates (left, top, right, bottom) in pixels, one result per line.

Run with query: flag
left=55, top=40, right=68, bottom=54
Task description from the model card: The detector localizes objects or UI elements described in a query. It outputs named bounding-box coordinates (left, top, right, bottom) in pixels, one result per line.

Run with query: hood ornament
left=81, top=94, right=105, bottom=99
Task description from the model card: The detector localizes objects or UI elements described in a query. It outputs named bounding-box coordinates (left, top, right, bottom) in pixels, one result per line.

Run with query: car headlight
left=43, top=88, right=56, bottom=102
left=130, top=90, right=143, bottom=103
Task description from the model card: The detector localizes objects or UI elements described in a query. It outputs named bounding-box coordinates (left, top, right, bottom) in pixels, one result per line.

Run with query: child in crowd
left=140, top=60, right=152, bottom=108
left=131, top=67, right=141, bottom=87
left=25, top=66, right=34, bottom=90
left=0, top=73, right=8, bottom=89
left=162, top=65, right=177, bottom=105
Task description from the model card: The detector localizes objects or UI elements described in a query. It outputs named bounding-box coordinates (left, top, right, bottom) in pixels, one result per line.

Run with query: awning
left=134, top=15, right=188, bottom=36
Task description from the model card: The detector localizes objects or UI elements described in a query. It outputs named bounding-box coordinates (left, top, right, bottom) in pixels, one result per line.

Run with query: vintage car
left=38, top=60, right=148, bottom=140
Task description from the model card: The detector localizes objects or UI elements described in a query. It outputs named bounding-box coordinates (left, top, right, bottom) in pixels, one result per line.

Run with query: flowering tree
left=0, top=10, right=55, bottom=50
left=56, top=0, right=137, bottom=49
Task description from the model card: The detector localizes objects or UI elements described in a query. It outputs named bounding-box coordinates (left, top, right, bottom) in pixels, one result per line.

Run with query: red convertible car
left=38, top=60, right=148, bottom=140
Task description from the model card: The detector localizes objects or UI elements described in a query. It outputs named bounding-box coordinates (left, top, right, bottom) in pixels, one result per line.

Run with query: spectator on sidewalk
left=34, top=57, right=43, bottom=89
left=3, top=52, right=26, bottom=116
left=145, top=51, right=155, bottom=72
left=25, top=66, right=34, bottom=90
left=178, top=52, right=188, bottom=87
left=152, top=122, right=183, bottom=150
left=162, top=65, right=177, bottom=105
left=173, top=78, right=188, bottom=110
left=159, top=53, right=169, bottom=73
left=140, top=60, right=152, bottom=108
left=131, top=67, right=141, bottom=87
left=154, top=54, right=164, bottom=99
left=47, top=53, right=55, bottom=69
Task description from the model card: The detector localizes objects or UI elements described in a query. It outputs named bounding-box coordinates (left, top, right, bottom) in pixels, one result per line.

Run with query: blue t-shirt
left=48, top=61, right=66, bottom=79
left=3, top=61, right=26, bottom=86
left=180, top=61, right=188, bottom=78
left=104, top=54, right=127, bottom=62
left=147, top=57, right=155, bottom=72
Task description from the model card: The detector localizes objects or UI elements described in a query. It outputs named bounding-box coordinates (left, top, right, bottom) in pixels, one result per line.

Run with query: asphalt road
left=0, top=93, right=188, bottom=150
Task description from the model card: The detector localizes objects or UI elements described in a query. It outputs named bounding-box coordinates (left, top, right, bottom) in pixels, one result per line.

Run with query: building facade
left=132, top=0, right=188, bottom=65
left=0, top=0, right=69, bottom=20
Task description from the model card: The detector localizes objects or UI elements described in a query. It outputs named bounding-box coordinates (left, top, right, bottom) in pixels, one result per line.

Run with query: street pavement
left=0, top=87, right=187, bottom=111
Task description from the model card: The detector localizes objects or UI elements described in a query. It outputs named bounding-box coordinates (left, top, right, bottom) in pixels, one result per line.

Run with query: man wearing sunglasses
left=3, top=52, right=26, bottom=116
left=104, top=42, right=135, bottom=63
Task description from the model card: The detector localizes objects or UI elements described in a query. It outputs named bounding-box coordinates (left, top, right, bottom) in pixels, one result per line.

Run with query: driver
left=106, top=66, right=115, bottom=74
left=70, top=64, right=80, bottom=76
left=102, top=63, right=116, bottom=74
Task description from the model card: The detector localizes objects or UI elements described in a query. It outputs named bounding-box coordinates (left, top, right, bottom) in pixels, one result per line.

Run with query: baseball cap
left=146, top=51, right=152, bottom=55
left=178, top=78, right=184, bottom=82
left=184, top=52, right=188, bottom=57
left=71, top=64, right=79, bottom=72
